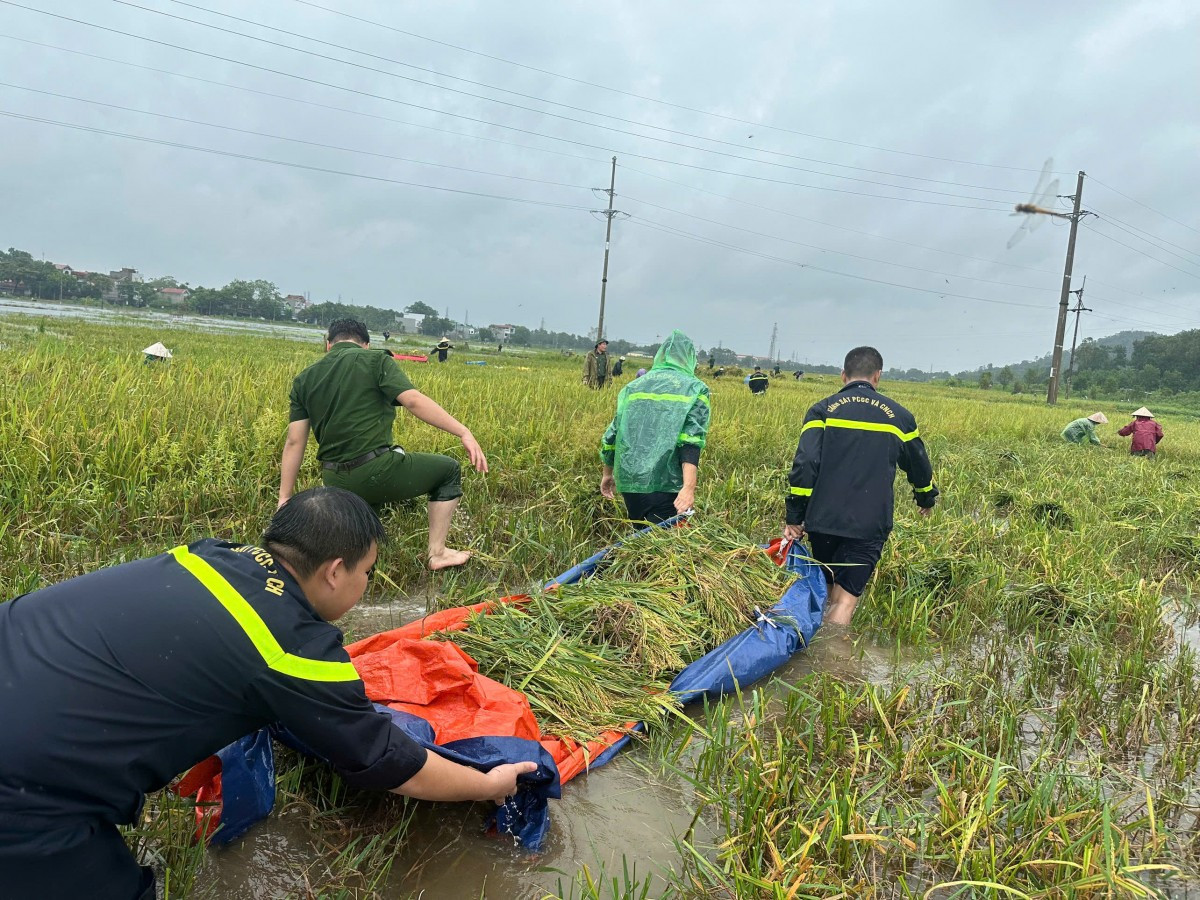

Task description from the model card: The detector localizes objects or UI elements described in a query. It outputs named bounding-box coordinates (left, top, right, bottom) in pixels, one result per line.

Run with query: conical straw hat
left=1131, top=406, right=1153, bottom=418
left=141, top=341, right=173, bottom=358
left=1087, top=412, right=1108, bottom=424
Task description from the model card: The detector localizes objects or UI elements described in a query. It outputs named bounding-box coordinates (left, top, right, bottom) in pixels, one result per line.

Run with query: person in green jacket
left=1062, top=411, right=1108, bottom=445
left=599, top=330, right=710, bottom=524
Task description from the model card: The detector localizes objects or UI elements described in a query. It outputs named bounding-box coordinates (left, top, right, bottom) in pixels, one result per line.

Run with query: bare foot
left=428, top=548, right=471, bottom=571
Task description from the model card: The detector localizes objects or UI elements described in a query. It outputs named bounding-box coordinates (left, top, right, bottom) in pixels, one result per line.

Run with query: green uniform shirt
left=289, top=342, right=415, bottom=463
left=1061, top=417, right=1100, bottom=445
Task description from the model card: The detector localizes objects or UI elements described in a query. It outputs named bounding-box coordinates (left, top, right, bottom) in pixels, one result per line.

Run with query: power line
left=282, top=0, right=1067, bottom=176
left=621, top=193, right=1066, bottom=294
left=155, top=0, right=1031, bottom=196
left=80, top=0, right=1017, bottom=205
left=0, top=80, right=595, bottom=190
left=1084, top=222, right=1200, bottom=282
left=627, top=215, right=1052, bottom=310
left=0, top=6, right=1015, bottom=211
left=0, top=109, right=594, bottom=210
left=1088, top=174, right=1200, bottom=237
left=0, top=33, right=608, bottom=167
left=1089, top=207, right=1200, bottom=267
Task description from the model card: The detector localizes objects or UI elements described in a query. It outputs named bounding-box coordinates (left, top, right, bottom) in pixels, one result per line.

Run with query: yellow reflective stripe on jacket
left=677, top=433, right=704, bottom=445
left=625, top=391, right=709, bottom=406
left=914, top=484, right=935, bottom=493
left=789, top=486, right=813, bottom=497
left=825, top=418, right=919, bottom=442
left=168, top=546, right=360, bottom=683
left=800, top=420, right=826, bottom=435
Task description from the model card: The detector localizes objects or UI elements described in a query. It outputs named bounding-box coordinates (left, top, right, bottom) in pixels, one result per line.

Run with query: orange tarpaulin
left=345, top=594, right=634, bottom=784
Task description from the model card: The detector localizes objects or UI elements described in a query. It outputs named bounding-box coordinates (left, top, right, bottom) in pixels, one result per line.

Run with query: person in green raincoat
left=599, top=330, right=710, bottom=524
left=1062, top=411, right=1107, bottom=445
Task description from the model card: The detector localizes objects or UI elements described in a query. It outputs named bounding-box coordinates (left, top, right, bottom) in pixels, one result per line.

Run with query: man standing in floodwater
left=279, top=319, right=486, bottom=570
left=600, top=330, right=710, bottom=524
left=783, top=346, right=938, bottom=626
left=0, top=488, right=535, bottom=900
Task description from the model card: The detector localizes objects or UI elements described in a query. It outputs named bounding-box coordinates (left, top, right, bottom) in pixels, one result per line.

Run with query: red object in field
left=392, top=354, right=428, bottom=362
left=345, top=594, right=635, bottom=785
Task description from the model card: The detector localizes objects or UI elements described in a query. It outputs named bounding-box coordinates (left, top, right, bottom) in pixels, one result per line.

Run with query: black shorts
left=622, top=491, right=678, bottom=525
left=807, top=532, right=884, bottom=597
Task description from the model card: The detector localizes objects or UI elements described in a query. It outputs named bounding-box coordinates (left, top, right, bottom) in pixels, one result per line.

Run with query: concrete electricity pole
left=1063, top=275, right=1090, bottom=399
left=767, top=322, right=778, bottom=363
left=1045, top=171, right=1087, bottom=404
left=593, top=157, right=625, bottom=343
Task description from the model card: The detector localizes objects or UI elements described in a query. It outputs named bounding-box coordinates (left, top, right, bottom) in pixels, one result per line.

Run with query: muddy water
left=197, top=605, right=907, bottom=898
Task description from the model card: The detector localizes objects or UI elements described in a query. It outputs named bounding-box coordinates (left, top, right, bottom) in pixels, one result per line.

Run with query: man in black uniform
left=432, top=338, right=453, bottom=362
left=0, top=488, right=534, bottom=900
left=783, top=347, right=938, bottom=626
left=748, top=366, right=770, bottom=395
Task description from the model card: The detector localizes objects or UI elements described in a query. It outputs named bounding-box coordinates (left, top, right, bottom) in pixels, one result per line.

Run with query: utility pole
left=767, top=322, right=778, bottom=363
left=1063, top=275, right=1090, bottom=399
left=1046, top=171, right=1086, bottom=405
left=593, top=157, right=624, bottom=342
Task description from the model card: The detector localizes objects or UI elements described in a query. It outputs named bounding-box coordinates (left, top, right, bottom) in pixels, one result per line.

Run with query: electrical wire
left=0, top=109, right=594, bottom=210
left=1089, top=207, right=1200, bottom=266
left=282, top=0, right=1069, bottom=176
left=1084, top=222, right=1200, bottom=282
left=150, top=0, right=1032, bottom=196
left=0, top=81, right=595, bottom=190
left=0, top=6, right=1016, bottom=211
left=22, top=0, right=1021, bottom=206
left=0, top=33, right=609, bottom=167
left=1088, top=174, right=1200, bottom=237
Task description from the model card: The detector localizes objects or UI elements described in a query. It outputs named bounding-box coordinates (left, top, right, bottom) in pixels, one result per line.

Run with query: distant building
left=396, top=312, right=426, bottom=333
left=53, top=263, right=73, bottom=275
left=283, top=294, right=308, bottom=314
left=157, top=287, right=190, bottom=306
left=490, top=323, right=515, bottom=341
left=103, top=267, right=140, bottom=303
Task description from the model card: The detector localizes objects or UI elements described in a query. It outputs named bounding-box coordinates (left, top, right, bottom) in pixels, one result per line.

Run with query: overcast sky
left=2, top=0, right=1198, bottom=370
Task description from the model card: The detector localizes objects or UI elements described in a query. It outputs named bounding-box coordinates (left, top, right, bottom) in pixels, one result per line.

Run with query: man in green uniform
left=600, top=330, right=710, bottom=524
left=279, top=319, right=486, bottom=570
left=1062, top=411, right=1107, bottom=445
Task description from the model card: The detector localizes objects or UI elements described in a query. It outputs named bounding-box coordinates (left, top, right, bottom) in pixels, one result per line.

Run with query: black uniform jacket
left=786, top=381, right=938, bottom=540
left=0, top=540, right=425, bottom=855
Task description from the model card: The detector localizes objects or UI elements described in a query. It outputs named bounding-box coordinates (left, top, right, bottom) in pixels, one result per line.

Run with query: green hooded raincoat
left=600, top=330, right=711, bottom=494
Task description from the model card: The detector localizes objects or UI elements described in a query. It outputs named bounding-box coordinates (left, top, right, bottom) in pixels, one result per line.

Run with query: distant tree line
left=1069, top=331, right=1200, bottom=396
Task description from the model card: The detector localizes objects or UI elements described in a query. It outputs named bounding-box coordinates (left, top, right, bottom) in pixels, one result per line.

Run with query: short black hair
left=263, top=487, right=386, bottom=579
left=843, top=346, right=884, bottom=378
left=327, top=318, right=369, bottom=345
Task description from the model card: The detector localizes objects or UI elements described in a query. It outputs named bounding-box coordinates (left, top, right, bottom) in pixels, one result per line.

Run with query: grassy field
left=3, top=316, right=1199, bottom=898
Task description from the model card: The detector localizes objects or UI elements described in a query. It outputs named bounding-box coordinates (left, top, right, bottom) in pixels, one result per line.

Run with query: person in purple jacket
left=1117, top=407, right=1163, bottom=457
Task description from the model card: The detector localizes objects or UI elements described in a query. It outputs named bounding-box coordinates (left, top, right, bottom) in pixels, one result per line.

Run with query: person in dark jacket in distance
left=783, top=346, right=938, bottom=626
left=0, top=488, right=534, bottom=900
left=432, top=338, right=453, bottom=362
left=1117, top=407, right=1163, bottom=456
left=748, top=366, right=769, bottom=394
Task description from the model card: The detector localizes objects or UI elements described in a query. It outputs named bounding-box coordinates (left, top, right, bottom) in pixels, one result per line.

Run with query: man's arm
left=785, top=405, right=825, bottom=537
left=278, top=419, right=311, bottom=508
left=395, top=749, right=535, bottom=804
left=674, top=391, right=709, bottom=513
left=897, top=422, right=939, bottom=510
left=397, top=389, right=488, bottom=473
left=600, top=416, right=618, bottom=499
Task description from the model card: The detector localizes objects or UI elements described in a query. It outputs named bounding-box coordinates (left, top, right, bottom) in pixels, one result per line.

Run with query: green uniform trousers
left=322, top=448, right=462, bottom=506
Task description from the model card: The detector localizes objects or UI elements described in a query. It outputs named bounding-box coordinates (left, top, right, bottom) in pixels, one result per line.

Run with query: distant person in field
left=773, top=364, right=781, bottom=377
left=635, top=367, right=647, bottom=378
left=0, top=488, right=534, bottom=900
left=783, top=346, right=938, bottom=626
left=1118, top=407, right=1163, bottom=457
left=1061, top=411, right=1108, bottom=446
left=707, top=356, right=715, bottom=370
left=793, top=370, right=804, bottom=380
left=497, top=343, right=503, bottom=353
left=381, top=330, right=391, bottom=342
left=600, top=330, right=710, bottom=525
left=280, top=319, right=487, bottom=571
left=748, top=366, right=769, bottom=395
left=583, top=340, right=609, bottom=389
left=432, top=338, right=453, bottom=363
left=611, top=356, right=625, bottom=378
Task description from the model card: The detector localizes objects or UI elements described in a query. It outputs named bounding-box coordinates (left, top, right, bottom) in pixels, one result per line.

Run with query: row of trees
left=1, top=248, right=114, bottom=302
